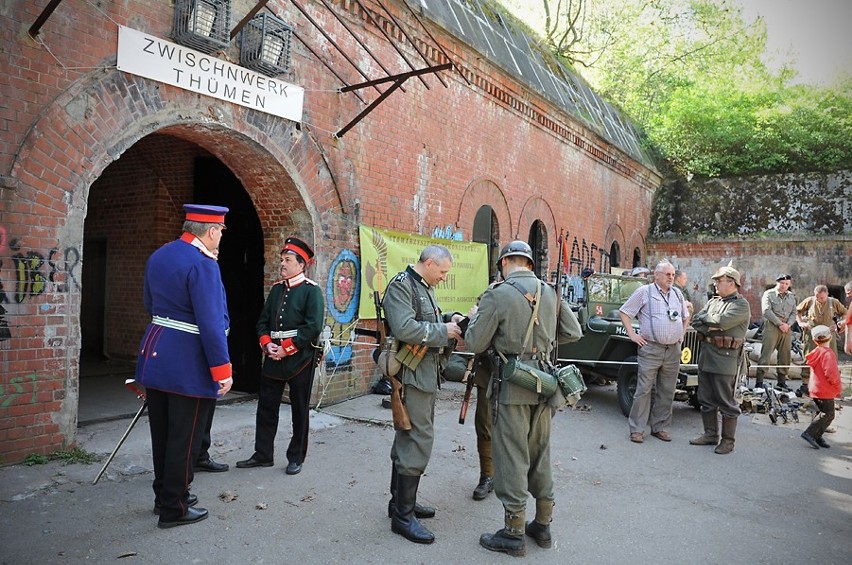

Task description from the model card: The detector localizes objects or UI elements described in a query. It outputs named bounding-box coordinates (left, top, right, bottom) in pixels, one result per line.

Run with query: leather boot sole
left=479, top=532, right=526, bottom=557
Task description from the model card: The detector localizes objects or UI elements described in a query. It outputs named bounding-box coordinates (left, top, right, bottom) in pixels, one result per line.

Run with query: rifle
left=374, top=290, right=411, bottom=431
left=458, top=356, right=476, bottom=424
left=551, top=229, right=566, bottom=366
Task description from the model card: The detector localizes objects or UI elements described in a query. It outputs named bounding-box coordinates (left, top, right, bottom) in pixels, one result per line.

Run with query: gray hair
left=419, top=244, right=453, bottom=264
left=655, top=261, right=675, bottom=273
left=182, top=219, right=216, bottom=237
left=845, top=281, right=852, bottom=293
left=814, top=284, right=828, bottom=294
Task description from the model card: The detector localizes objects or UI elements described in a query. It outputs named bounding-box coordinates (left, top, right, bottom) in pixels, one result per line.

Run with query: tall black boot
left=391, top=474, right=435, bottom=544
left=387, top=463, right=435, bottom=519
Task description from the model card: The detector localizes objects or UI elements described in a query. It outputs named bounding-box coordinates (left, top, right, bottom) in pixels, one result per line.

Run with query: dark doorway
left=528, top=220, right=547, bottom=280
left=80, top=238, right=107, bottom=360
left=194, top=158, right=265, bottom=393
left=472, top=205, right=500, bottom=282
left=609, top=241, right=621, bottom=271
left=632, top=247, right=642, bottom=268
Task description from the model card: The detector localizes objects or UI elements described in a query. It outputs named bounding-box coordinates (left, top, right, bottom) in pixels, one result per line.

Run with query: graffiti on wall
left=323, top=249, right=360, bottom=370
left=0, top=226, right=82, bottom=341
left=0, top=373, right=38, bottom=408
left=431, top=225, right=464, bottom=241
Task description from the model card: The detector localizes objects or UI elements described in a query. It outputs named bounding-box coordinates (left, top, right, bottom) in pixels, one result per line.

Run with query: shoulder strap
left=520, top=282, right=542, bottom=355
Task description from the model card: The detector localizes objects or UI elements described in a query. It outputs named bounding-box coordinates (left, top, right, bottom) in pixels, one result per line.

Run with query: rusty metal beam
left=314, top=0, right=405, bottom=93
left=230, top=0, right=271, bottom=40
left=374, top=0, right=447, bottom=88
left=336, top=62, right=452, bottom=137
left=341, top=62, right=450, bottom=92
left=400, top=0, right=469, bottom=86
left=289, top=0, right=383, bottom=95
left=292, top=29, right=367, bottom=105
left=351, top=0, right=429, bottom=89
left=29, top=0, right=65, bottom=39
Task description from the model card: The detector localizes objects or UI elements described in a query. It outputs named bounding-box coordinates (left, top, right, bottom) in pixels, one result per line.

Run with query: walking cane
left=92, top=380, right=147, bottom=485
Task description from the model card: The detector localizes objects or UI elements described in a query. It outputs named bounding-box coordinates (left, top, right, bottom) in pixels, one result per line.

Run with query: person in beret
left=755, top=274, right=797, bottom=391
left=135, top=204, right=233, bottom=528
left=236, top=237, right=325, bottom=476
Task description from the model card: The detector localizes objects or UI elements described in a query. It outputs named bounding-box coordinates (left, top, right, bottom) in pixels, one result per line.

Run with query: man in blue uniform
left=136, top=204, right=233, bottom=528
left=236, top=237, right=325, bottom=476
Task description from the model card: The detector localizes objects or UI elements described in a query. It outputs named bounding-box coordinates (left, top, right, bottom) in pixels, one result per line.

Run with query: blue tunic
left=135, top=236, right=231, bottom=398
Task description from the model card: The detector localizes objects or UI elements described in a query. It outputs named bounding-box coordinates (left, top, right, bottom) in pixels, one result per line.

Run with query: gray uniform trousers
left=492, top=400, right=553, bottom=513
left=390, top=385, right=436, bottom=476
left=628, top=341, right=680, bottom=434
left=756, top=323, right=792, bottom=380
left=697, top=370, right=742, bottom=419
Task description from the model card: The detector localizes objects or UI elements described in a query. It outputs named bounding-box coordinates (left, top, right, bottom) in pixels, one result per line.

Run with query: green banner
left=358, top=225, right=490, bottom=320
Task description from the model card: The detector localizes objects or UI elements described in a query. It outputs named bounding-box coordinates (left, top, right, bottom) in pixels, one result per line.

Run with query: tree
left=497, top=0, right=852, bottom=177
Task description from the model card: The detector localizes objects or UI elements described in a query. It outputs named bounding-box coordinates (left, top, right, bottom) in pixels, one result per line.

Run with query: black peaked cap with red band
left=282, top=237, right=314, bottom=263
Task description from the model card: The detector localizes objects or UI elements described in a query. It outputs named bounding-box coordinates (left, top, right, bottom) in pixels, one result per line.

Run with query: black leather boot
left=391, top=474, right=435, bottom=544
left=480, top=511, right=526, bottom=557
left=387, top=464, right=435, bottom=519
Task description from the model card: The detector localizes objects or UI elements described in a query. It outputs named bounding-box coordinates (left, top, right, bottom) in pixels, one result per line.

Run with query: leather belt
left=270, top=330, right=298, bottom=339
left=152, top=316, right=229, bottom=336
left=704, top=336, right=744, bottom=349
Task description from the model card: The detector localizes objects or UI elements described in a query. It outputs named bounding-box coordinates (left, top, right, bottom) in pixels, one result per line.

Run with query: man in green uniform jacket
left=689, top=265, right=751, bottom=455
left=464, top=241, right=582, bottom=557
left=383, top=244, right=463, bottom=544
left=236, top=237, right=325, bottom=475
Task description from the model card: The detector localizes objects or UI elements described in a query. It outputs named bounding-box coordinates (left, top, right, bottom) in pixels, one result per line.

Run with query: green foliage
left=22, top=448, right=101, bottom=467
left=498, top=0, right=852, bottom=177
left=49, top=448, right=101, bottom=465
left=24, top=454, right=49, bottom=466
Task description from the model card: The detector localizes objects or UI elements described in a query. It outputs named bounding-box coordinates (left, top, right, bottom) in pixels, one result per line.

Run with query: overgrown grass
left=23, top=448, right=101, bottom=466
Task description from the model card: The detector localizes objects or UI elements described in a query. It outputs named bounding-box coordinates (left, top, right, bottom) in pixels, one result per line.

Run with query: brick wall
left=0, top=0, right=659, bottom=461
left=648, top=237, right=852, bottom=318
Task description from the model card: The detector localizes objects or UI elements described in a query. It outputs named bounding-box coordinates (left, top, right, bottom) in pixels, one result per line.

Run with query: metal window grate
left=240, top=13, right=293, bottom=77
left=173, top=0, right=232, bottom=54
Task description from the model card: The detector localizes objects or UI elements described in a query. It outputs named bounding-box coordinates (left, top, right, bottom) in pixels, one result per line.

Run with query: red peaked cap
left=282, top=237, right=314, bottom=263
left=183, top=204, right=229, bottom=223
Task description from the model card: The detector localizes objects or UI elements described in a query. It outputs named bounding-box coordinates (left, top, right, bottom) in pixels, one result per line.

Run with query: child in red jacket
left=801, top=325, right=842, bottom=449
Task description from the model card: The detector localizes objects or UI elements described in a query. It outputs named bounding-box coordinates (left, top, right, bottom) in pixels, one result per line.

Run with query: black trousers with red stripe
left=147, top=388, right=215, bottom=520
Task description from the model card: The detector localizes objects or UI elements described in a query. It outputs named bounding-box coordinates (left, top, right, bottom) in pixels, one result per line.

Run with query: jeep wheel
left=617, top=356, right=638, bottom=417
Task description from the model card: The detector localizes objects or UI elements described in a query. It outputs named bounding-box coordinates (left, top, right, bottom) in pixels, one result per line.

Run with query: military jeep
left=557, top=272, right=703, bottom=416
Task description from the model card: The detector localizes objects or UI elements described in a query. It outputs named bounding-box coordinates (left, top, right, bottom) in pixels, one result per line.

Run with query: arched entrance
left=610, top=241, right=621, bottom=270
left=79, top=134, right=274, bottom=421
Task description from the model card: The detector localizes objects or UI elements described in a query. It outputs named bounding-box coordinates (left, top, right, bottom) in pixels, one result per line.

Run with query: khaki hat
left=810, top=325, right=832, bottom=342
left=711, top=265, right=741, bottom=286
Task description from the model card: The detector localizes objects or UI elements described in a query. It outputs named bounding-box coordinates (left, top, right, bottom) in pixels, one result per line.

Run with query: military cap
left=775, top=274, right=791, bottom=281
left=183, top=204, right=228, bottom=223
left=281, top=237, right=315, bottom=263
left=810, top=325, right=831, bottom=342
left=711, top=265, right=741, bottom=286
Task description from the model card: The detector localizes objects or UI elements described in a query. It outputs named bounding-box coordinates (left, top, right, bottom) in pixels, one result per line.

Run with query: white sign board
left=117, top=26, right=303, bottom=123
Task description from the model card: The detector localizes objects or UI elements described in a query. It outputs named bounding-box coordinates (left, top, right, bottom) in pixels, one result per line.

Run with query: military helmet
left=497, top=240, right=534, bottom=265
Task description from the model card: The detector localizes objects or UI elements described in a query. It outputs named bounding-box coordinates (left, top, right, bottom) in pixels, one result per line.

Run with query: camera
left=668, top=309, right=680, bottom=321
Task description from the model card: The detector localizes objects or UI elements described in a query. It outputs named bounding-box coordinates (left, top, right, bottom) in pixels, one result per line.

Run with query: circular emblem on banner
left=681, top=347, right=692, bottom=364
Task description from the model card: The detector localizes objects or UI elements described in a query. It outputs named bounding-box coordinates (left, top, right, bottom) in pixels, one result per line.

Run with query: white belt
left=270, top=330, right=298, bottom=339
left=152, top=316, right=230, bottom=336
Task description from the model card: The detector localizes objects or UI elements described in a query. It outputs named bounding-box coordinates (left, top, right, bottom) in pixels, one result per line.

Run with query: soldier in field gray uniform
left=464, top=241, right=582, bottom=557
left=689, top=265, right=751, bottom=454
left=383, top=245, right=463, bottom=544
left=755, top=274, right=797, bottom=390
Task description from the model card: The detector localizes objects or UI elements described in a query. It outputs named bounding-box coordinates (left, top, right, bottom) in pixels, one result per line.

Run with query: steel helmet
left=497, top=240, right=534, bottom=264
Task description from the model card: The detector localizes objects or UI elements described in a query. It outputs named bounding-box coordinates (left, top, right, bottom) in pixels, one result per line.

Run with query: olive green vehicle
left=557, top=272, right=704, bottom=416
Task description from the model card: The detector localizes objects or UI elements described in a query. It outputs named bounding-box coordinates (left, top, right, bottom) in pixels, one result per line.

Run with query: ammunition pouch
left=705, top=336, right=744, bottom=350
